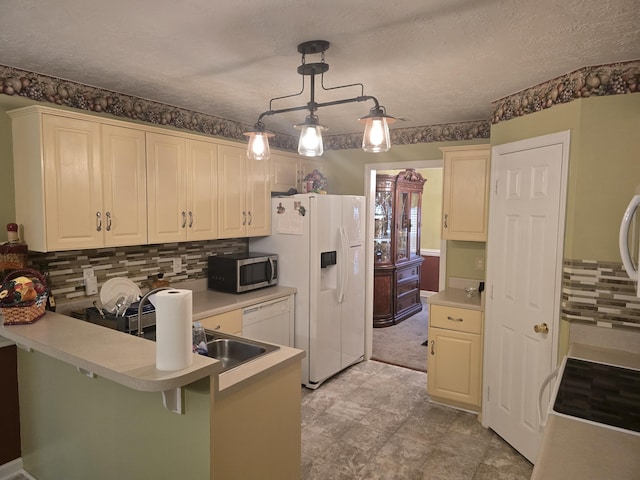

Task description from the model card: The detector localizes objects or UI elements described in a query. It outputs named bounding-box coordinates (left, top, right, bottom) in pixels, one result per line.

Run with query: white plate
left=100, top=278, right=141, bottom=313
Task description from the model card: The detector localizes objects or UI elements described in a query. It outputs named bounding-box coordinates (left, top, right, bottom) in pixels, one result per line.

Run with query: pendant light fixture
left=245, top=40, right=396, bottom=161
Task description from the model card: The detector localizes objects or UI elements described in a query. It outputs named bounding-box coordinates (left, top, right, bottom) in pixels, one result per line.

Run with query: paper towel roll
left=151, top=289, right=194, bottom=371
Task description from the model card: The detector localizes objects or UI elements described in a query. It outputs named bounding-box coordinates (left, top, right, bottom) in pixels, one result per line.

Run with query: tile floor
left=301, top=360, right=533, bottom=480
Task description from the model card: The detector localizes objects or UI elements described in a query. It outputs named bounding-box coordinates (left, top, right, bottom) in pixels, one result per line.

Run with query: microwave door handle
left=267, top=257, right=274, bottom=282
left=619, top=194, right=640, bottom=280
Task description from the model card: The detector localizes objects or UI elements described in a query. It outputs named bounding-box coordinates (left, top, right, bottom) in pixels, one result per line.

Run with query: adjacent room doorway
left=364, top=160, right=445, bottom=366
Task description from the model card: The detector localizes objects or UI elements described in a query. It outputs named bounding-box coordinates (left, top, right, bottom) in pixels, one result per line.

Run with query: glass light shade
left=362, top=116, right=391, bottom=153
left=244, top=130, right=273, bottom=161
left=295, top=115, right=327, bottom=157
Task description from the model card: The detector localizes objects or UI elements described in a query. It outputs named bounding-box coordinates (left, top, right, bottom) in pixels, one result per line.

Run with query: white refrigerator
left=251, top=194, right=366, bottom=389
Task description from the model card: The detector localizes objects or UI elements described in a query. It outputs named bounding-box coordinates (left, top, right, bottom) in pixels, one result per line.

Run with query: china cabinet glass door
left=396, top=191, right=409, bottom=262
left=374, top=190, right=393, bottom=264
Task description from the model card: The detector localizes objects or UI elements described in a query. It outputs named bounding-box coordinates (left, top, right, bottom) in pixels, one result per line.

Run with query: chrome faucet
left=137, top=287, right=172, bottom=337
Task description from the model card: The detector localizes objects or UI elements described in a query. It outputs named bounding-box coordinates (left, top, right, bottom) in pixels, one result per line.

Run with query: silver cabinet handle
left=242, top=211, right=247, bottom=226
left=430, top=340, right=435, bottom=355
left=443, top=213, right=448, bottom=229
left=181, top=211, right=187, bottom=228
left=188, top=211, right=193, bottom=228
left=248, top=211, right=252, bottom=226
left=447, top=316, right=464, bottom=322
left=96, top=212, right=102, bottom=232
left=105, top=211, right=112, bottom=231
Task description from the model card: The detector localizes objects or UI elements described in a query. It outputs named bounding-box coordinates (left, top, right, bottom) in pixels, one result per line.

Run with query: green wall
left=19, top=350, right=211, bottom=480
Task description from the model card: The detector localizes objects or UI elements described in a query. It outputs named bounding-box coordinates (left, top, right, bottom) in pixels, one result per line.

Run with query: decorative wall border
left=562, top=259, right=640, bottom=330
left=1, top=60, right=638, bottom=151
left=491, top=60, right=640, bottom=124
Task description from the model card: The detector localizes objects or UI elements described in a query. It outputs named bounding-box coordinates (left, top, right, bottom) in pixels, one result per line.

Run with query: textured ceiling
left=0, top=0, right=639, bottom=137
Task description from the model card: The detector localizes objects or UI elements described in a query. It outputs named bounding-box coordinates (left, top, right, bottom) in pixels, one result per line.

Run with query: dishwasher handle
left=538, top=363, right=561, bottom=431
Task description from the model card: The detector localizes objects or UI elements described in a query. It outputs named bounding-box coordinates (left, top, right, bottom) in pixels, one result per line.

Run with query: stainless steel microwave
left=207, top=252, right=278, bottom=293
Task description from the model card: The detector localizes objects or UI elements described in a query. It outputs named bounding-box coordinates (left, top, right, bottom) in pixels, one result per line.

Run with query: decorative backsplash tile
left=562, top=259, right=640, bottom=330
left=25, top=239, right=248, bottom=306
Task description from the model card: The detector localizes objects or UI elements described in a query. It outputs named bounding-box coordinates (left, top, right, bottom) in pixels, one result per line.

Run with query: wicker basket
left=0, top=268, right=49, bottom=325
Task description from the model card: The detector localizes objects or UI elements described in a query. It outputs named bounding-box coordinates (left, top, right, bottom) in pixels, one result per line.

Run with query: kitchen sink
left=204, top=330, right=279, bottom=372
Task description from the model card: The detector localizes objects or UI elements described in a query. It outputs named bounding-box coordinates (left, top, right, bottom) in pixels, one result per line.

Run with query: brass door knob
left=533, top=322, right=549, bottom=334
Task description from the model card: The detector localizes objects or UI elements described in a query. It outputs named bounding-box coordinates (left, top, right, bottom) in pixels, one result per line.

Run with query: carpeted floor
left=371, top=299, right=429, bottom=372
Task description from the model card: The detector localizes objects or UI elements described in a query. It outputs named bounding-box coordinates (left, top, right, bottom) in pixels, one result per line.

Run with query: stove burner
left=553, top=358, right=640, bottom=434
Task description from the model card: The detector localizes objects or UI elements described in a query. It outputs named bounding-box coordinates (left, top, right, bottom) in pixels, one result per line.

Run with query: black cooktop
left=552, top=357, right=640, bottom=433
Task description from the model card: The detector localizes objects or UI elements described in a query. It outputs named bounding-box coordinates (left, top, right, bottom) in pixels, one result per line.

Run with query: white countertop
left=0, top=285, right=303, bottom=393
left=427, top=288, right=484, bottom=311
left=531, top=343, right=640, bottom=480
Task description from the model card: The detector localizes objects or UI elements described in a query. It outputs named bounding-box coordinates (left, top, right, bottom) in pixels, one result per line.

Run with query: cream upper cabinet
left=427, top=304, right=483, bottom=410
left=101, top=124, right=148, bottom=247
left=186, top=139, right=218, bottom=241
left=271, top=152, right=300, bottom=193
left=8, top=106, right=147, bottom=252
left=218, top=144, right=270, bottom=238
left=146, top=132, right=188, bottom=243
left=270, top=151, right=328, bottom=193
left=441, top=145, right=491, bottom=241
left=146, top=133, right=219, bottom=243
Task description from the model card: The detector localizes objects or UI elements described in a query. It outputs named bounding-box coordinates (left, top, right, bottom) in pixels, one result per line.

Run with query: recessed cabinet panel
left=42, top=114, right=103, bottom=250
left=441, top=145, right=491, bottom=241
left=146, top=132, right=187, bottom=243
left=187, top=140, right=218, bottom=241
left=102, top=125, right=147, bottom=246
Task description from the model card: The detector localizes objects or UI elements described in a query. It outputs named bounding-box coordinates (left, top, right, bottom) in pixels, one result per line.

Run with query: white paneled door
left=484, top=131, right=569, bottom=463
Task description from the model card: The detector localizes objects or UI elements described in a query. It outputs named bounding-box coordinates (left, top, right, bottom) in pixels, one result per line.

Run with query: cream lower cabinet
left=440, top=145, right=491, bottom=241
left=218, top=144, right=270, bottom=238
left=9, top=106, right=147, bottom=252
left=146, top=133, right=218, bottom=243
left=196, top=309, right=242, bottom=335
left=427, top=304, right=483, bottom=410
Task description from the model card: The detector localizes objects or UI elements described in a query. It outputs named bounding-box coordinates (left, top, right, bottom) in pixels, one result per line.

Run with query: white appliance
left=242, top=296, right=294, bottom=347
left=251, top=194, right=366, bottom=389
left=619, top=194, right=640, bottom=296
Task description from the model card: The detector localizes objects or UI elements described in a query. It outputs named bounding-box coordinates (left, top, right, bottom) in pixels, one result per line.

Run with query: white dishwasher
left=242, top=296, right=294, bottom=347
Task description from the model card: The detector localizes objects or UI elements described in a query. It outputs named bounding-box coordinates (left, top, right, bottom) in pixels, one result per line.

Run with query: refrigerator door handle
left=338, top=227, right=348, bottom=303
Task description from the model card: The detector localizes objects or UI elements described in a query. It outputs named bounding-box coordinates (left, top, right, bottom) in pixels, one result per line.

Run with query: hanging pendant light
left=359, top=105, right=396, bottom=153
left=294, top=114, right=327, bottom=157
left=243, top=122, right=274, bottom=161
left=245, top=40, right=397, bottom=161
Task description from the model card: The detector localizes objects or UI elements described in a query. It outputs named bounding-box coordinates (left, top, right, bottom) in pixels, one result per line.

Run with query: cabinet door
left=441, top=145, right=490, bottom=241
left=42, top=114, right=103, bottom=250
left=299, top=158, right=326, bottom=186
left=146, top=132, right=187, bottom=243
left=247, top=153, right=271, bottom=237
left=217, top=144, right=247, bottom=238
left=198, top=309, right=242, bottom=335
left=186, top=139, right=218, bottom=241
left=101, top=125, right=147, bottom=247
left=427, top=326, right=481, bottom=408
left=270, top=153, right=299, bottom=193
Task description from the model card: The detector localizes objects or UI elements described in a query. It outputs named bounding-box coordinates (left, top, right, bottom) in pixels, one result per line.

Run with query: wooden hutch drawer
left=397, top=289, right=420, bottom=312
left=397, top=278, right=419, bottom=295
left=429, top=305, right=482, bottom=334
left=396, top=263, right=420, bottom=282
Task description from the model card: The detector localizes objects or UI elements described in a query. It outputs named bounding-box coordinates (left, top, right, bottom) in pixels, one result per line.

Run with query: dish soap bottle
left=151, top=272, right=170, bottom=289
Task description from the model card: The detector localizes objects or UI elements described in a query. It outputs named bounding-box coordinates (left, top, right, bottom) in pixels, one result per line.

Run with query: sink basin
left=203, top=330, right=279, bottom=372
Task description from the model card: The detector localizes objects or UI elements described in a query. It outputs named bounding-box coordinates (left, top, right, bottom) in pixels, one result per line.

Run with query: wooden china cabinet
left=373, top=169, right=426, bottom=327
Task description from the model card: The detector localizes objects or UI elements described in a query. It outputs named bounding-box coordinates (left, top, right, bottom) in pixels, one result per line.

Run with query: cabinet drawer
left=397, top=289, right=420, bottom=313
left=197, top=309, right=242, bottom=335
left=397, top=279, right=419, bottom=295
left=429, top=305, right=482, bottom=334
left=396, top=264, right=419, bottom=281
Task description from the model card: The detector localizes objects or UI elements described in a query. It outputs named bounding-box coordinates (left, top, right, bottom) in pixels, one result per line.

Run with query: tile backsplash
left=562, top=259, right=640, bottom=330
left=25, top=238, right=248, bottom=307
